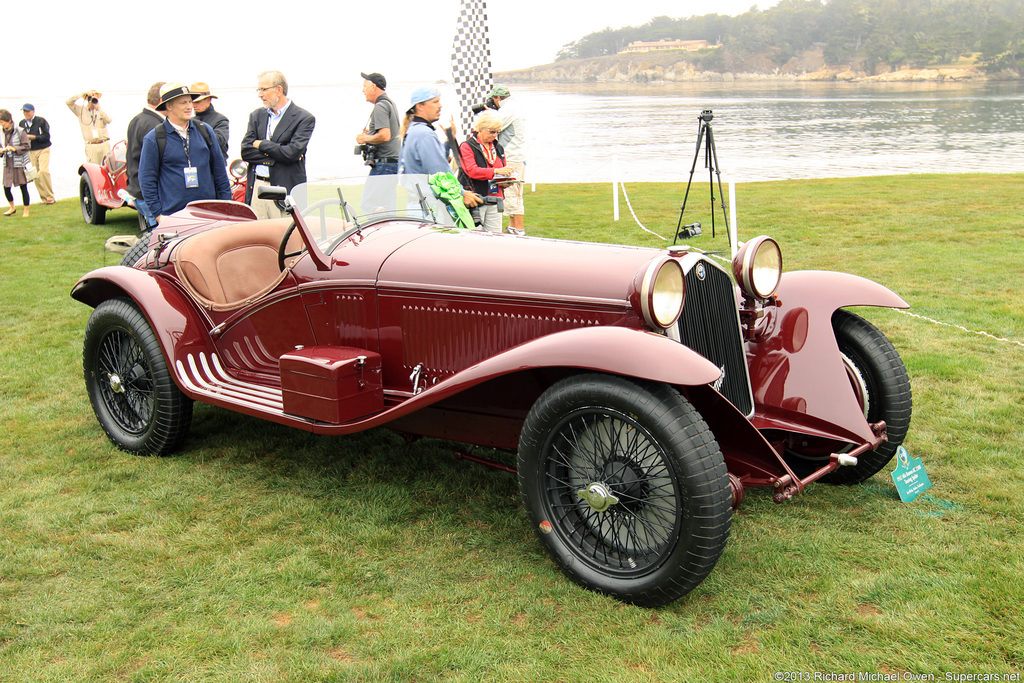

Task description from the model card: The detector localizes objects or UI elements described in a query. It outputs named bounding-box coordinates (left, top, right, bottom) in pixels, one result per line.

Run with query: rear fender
left=71, top=266, right=215, bottom=391
left=748, top=270, right=908, bottom=443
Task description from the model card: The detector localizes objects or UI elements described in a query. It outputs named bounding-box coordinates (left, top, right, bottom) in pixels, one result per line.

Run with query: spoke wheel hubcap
left=577, top=482, right=619, bottom=512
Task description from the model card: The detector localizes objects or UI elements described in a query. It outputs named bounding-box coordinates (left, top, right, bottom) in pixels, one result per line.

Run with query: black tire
left=517, top=373, right=732, bottom=607
left=83, top=298, right=192, bottom=455
left=787, top=310, right=912, bottom=485
left=119, top=233, right=150, bottom=267
left=80, top=172, right=107, bottom=225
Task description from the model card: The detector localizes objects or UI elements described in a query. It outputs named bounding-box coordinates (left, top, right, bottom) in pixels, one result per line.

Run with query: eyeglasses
left=484, top=128, right=500, bottom=134
left=256, top=86, right=278, bottom=94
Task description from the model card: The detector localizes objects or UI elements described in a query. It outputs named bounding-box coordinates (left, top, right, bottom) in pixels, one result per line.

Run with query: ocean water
left=13, top=79, right=1024, bottom=200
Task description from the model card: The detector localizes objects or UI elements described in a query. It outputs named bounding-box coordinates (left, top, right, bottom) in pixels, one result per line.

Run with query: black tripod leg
left=706, top=130, right=716, bottom=238
left=675, top=123, right=707, bottom=244
left=706, top=127, right=730, bottom=240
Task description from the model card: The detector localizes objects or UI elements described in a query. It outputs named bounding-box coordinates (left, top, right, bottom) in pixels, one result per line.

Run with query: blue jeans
left=369, top=162, right=398, bottom=176
left=134, top=197, right=158, bottom=229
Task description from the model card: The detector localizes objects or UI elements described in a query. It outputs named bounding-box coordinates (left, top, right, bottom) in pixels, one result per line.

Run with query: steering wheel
left=278, top=221, right=307, bottom=271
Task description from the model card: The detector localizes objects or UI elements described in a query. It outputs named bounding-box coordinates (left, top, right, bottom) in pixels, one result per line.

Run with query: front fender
left=71, top=266, right=215, bottom=390
left=77, top=163, right=124, bottom=209
left=778, top=270, right=908, bottom=311
left=748, top=270, right=907, bottom=444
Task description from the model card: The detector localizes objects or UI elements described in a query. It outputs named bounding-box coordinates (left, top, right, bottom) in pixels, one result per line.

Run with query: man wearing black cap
left=18, top=104, right=54, bottom=204
left=355, top=72, right=401, bottom=213
left=355, top=72, right=400, bottom=175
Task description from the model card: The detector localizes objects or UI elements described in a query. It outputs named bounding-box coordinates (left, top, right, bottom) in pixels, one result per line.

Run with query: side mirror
left=256, top=185, right=287, bottom=201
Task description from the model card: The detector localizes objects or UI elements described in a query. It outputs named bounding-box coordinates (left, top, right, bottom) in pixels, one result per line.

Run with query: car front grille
left=676, top=257, right=754, bottom=416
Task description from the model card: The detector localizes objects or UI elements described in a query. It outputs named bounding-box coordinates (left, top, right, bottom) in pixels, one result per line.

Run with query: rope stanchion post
left=728, top=168, right=738, bottom=259
left=612, top=153, right=620, bottom=222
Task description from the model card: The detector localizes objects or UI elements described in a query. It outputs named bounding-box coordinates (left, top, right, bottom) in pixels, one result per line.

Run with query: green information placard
left=891, top=446, right=932, bottom=502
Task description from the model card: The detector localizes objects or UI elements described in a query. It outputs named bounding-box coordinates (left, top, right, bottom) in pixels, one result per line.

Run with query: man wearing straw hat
left=138, top=83, right=231, bottom=224
left=191, top=81, right=230, bottom=158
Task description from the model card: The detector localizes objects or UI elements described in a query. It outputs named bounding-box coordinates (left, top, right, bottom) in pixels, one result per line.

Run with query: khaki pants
left=250, top=178, right=286, bottom=219
left=84, top=141, right=110, bottom=166
left=28, top=148, right=53, bottom=201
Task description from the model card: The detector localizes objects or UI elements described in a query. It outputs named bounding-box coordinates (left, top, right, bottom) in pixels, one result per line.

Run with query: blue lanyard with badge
left=181, top=127, right=199, bottom=189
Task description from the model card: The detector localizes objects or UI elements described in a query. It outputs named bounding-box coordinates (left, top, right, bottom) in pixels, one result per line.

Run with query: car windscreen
left=289, top=175, right=459, bottom=252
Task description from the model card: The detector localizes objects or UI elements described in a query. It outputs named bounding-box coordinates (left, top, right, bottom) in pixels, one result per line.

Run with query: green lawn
left=1, top=176, right=1022, bottom=681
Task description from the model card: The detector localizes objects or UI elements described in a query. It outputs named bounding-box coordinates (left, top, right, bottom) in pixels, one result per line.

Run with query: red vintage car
left=71, top=175, right=911, bottom=607
left=78, top=140, right=247, bottom=227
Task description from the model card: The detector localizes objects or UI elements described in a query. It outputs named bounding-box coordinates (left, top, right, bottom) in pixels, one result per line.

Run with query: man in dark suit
left=241, top=70, right=316, bottom=219
left=125, top=82, right=165, bottom=228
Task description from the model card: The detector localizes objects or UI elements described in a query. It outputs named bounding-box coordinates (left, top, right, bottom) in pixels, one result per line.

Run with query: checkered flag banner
left=451, top=0, right=493, bottom=140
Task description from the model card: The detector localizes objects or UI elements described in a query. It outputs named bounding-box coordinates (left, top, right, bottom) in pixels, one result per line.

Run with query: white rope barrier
left=618, top=182, right=667, bottom=241
left=895, top=310, right=1024, bottom=349
left=607, top=160, right=1022, bottom=352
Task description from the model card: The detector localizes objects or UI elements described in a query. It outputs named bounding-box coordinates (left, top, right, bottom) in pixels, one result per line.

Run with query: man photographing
left=66, top=90, right=111, bottom=165
left=355, top=72, right=400, bottom=214
left=355, top=72, right=400, bottom=175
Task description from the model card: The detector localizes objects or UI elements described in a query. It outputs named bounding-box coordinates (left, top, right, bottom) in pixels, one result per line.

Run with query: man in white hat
left=191, top=81, right=229, bottom=158
left=137, top=83, right=231, bottom=224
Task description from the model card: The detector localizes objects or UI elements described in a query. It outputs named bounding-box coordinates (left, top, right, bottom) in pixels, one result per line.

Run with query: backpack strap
left=154, top=120, right=219, bottom=189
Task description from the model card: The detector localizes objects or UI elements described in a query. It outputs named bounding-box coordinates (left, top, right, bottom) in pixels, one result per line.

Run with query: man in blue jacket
left=139, top=83, right=231, bottom=224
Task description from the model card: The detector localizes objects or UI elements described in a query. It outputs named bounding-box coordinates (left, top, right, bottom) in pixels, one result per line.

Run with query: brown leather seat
left=172, top=218, right=302, bottom=310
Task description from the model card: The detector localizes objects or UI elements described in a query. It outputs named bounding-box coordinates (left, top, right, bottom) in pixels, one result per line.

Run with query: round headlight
left=229, top=159, right=248, bottom=179
left=733, top=236, right=782, bottom=300
left=640, top=258, right=685, bottom=329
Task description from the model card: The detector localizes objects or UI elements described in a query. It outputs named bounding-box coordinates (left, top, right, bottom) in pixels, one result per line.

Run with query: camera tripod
left=675, top=110, right=730, bottom=243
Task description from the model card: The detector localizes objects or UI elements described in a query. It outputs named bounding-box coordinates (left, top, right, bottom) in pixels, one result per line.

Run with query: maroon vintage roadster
left=71, top=176, right=911, bottom=607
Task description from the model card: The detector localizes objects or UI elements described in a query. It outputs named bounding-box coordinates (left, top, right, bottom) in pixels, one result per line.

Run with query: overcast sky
left=9, top=0, right=776, bottom=97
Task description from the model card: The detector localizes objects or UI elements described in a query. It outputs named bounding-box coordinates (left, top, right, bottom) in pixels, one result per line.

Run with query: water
left=16, top=80, right=1024, bottom=200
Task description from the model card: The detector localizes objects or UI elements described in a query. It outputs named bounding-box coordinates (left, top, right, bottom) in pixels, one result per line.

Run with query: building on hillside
left=621, top=39, right=713, bottom=53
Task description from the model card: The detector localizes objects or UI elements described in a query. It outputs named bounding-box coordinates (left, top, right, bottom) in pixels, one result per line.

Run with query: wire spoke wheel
left=83, top=298, right=192, bottom=456
left=518, top=374, right=731, bottom=607
left=545, top=408, right=680, bottom=575
left=95, top=327, right=156, bottom=435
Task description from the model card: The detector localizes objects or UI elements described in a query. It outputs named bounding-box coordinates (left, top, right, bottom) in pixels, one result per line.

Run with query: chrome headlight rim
left=229, top=159, right=248, bottom=180
left=639, top=257, right=685, bottom=330
left=734, top=235, right=782, bottom=300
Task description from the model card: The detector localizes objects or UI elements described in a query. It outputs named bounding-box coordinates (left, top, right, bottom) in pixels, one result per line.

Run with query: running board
left=176, top=352, right=285, bottom=414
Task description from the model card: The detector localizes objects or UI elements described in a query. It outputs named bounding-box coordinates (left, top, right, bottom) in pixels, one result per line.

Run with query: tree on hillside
left=553, top=0, right=1022, bottom=76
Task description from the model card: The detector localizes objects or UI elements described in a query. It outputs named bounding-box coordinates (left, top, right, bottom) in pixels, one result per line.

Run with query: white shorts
left=503, top=161, right=525, bottom=216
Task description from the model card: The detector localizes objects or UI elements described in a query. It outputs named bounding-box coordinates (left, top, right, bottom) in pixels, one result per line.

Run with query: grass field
left=1, top=175, right=1022, bottom=682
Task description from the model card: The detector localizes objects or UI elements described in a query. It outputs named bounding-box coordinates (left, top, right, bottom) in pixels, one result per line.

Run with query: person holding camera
left=355, top=72, right=400, bottom=174
left=458, top=111, right=513, bottom=233
left=355, top=72, right=400, bottom=214
left=66, top=91, right=112, bottom=165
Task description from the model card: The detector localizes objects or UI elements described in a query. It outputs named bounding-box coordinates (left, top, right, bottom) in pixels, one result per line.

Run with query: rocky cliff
left=497, top=49, right=988, bottom=84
